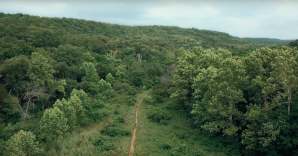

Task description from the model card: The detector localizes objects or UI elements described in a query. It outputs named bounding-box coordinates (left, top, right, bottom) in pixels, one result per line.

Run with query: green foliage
left=143, top=94, right=153, bottom=105
left=127, top=86, right=138, bottom=96
left=105, top=73, right=115, bottom=84
left=98, top=79, right=114, bottom=98
left=243, top=37, right=291, bottom=45
left=81, top=62, right=100, bottom=95
left=1, top=95, right=21, bottom=118
left=170, top=45, right=298, bottom=155
left=101, top=127, right=131, bottom=137
left=70, top=88, right=90, bottom=109
left=289, top=39, right=298, bottom=47
left=0, top=139, right=4, bottom=156
left=68, top=94, right=86, bottom=126
left=1, top=123, right=15, bottom=140
left=39, top=107, right=69, bottom=143
left=126, top=96, right=136, bottom=106
left=46, top=130, right=98, bottom=156
left=4, top=130, right=43, bottom=156
left=27, top=52, right=55, bottom=86
left=93, top=135, right=115, bottom=154
left=53, top=99, right=76, bottom=131
left=147, top=108, right=171, bottom=125
left=130, top=69, right=145, bottom=87
left=1, top=12, right=297, bottom=156
left=0, top=55, right=29, bottom=94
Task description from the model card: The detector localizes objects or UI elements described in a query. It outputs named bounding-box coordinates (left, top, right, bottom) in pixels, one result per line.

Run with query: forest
left=0, top=12, right=298, bottom=156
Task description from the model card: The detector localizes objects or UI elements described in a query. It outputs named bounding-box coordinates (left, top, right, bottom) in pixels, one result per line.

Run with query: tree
left=70, top=89, right=90, bottom=109
left=81, top=62, right=100, bottom=95
left=241, top=46, right=298, bottom=152
left=1, top=123, right=15, bottom=140
left=0, top=55, right=29, bottom=95
left=68, top=94, right=85, bottom=126
left=192, top=57, right=246, bottom=136
left=1, top=95, right=21, bottom=120
left=170, top=47, right=199, bottom=104
left=98, top=79, right=113, bottom=98
left=143, top=94, right=153, bottom=105
left=53, top=99, right=76, bottom=131
left=268, top=46, right=298, bottom=115
left=25, top=51, right=66, bottom=113
left=4, top=130, right=43, bottom=156
left=105, top=73, right=115, bottom=84
left=39, top=107, right=69, bottom=142
left=31, top=28, right=62, bottom=47
left=27, top=52, right=54, bottom=86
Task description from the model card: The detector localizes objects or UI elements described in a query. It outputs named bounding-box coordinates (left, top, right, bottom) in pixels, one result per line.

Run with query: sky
left=0, top=0, right=297, bottom=40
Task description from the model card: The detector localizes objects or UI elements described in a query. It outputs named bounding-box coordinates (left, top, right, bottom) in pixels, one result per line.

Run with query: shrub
left=114, top=117, right=125, bottom=124
left=147, top=108, right=171, bottom=124
left=143, top=94, right=153, bottom=105
left=101, top=128, right=130, bottom=137
left=127, top=86, right=137, bottom=96
left=93, top=136, right=115, bottom=153
left=127, top=96, right=136, bottom=106
left=160, top=144, right=172, bottom=150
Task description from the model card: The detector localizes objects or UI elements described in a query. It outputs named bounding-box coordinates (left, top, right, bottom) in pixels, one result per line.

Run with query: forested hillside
left=0, top=12, right=297, bottom=156
left=242, top=37, right=292, bottom=45
left=289, top=39, right=298, bottom=48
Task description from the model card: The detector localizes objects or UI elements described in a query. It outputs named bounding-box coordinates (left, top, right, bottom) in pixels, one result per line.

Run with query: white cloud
left=0, top=1, right=69, bottom=17
left=146, top=4, right=220, bottom=21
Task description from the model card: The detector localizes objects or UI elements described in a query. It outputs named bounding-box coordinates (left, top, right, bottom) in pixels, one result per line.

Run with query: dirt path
left=129, top=98, right=143, bottom=156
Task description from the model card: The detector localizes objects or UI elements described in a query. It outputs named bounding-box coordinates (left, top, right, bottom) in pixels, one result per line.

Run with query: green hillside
left=242, top=37, right=292, bottom=45
left=1, top=13, right=298, bottom=156
left=289, top=39, right=298, bottom=47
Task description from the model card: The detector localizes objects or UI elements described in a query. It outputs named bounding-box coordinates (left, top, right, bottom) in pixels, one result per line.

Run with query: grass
left=133, top=97, right=229, bottom=156
left=112, top=90, right=149, bottom=156
left=43, top=89, right=234, bottom=156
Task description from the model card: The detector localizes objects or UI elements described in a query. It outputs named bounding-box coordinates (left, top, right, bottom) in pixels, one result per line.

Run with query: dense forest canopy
left=0, top=12, right=297, bottom=156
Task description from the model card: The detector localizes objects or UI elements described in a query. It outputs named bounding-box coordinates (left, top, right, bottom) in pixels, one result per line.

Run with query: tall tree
left=39, top=107, right=69, bottom=143
left=68, top=94, right=85, bottom=126
left=81, top=62, right=100, bottom=95
left=4, top=130, right=43, bottom=156
left=192, top=57, right=246, bottom=136
left=53, top=99, right=76, bottom=131
left=241, top=46, right=298, bottom=152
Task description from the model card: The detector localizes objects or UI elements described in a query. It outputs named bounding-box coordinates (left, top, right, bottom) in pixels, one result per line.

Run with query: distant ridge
left=242, top=37, right=293, bottom=45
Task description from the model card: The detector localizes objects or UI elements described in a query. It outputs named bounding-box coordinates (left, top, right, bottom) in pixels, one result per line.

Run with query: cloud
left=0, top=1, right=69, bottom=17
left=146, top=4, right=220, bottom=21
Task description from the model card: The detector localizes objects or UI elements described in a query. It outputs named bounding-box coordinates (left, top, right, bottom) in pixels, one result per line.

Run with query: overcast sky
left=0, top=0, right=297, bottom=40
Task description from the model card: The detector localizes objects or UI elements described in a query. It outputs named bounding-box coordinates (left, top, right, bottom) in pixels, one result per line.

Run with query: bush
left=89, top=109, right=104, bottom=122
left=151, top=86, right=170, bottom=103
left=160, top=144, right=172, bottom=150
left=143, top=94, right=153, bottom=105
left=113, top=82, right=129, bottom=93
left=127, top=86, right=138, bottom=96
left=127, top=96, right=136, bottom=106
left=147, top=108, right=171, bottom=124
left=114, top=117, right=125, bottom=124
left=93, top=136, right=115, bottom=153
left=101, top=128, right=130, bottom=137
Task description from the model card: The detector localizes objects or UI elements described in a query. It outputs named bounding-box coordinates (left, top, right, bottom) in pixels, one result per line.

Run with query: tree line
left=171, top=45, right=298, bottom=155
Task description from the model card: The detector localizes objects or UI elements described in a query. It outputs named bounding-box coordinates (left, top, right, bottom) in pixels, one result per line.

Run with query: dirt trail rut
left=129, top=98, right=143, bottom=156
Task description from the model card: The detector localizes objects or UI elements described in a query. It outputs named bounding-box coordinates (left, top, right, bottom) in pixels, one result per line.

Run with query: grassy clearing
left=113, top=90, right=149, bottom=156
left=44, top=92, right=136, bottom=156
left=133, top=97, right=228, bottom=156
left=44, top=90, right=232, bottom=156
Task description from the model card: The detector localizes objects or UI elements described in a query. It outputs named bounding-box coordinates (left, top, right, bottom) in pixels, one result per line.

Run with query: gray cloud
left=0, top=0, right=297, bottom=39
